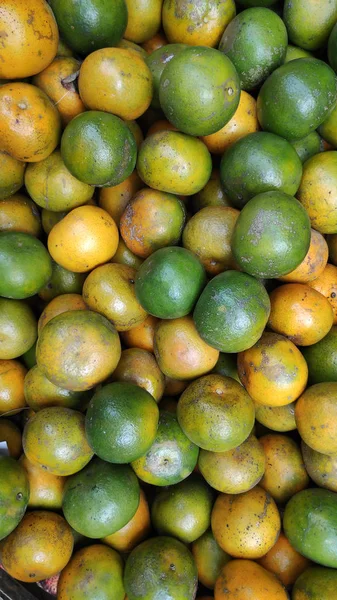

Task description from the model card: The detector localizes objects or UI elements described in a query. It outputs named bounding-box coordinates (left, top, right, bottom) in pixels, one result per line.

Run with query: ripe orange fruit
left=238, top=332, right=308, bottom=407
left=121, top=314, right=159, bottom=353
left=0, top=359, right=26, bottom=415
left=268, top=283, right=334, bottom=346
left=308, top=263, right=337, bottom=324
left=258, top=531, right=312, bottom=587
left=279, top=228, right=329, bottom=283
left=36, top=310, right=121, bottom=392
left=201, top=91, right=259, bottom=154
left=79, top=48, right=153, bottom=121
left=1, top=511, right=73, bottom=583
left=83, top=263, right=148, bottom=331
left=98, top=170, right=144, bottom=227
left=162, top=0, right=236, bottom=47
left=211, top=486, right=281, bottom=559
left=33, top=57, right=85, bottom=126
left=0, top=83, right=61, bottom=162
left=120, top=188, right=186, bottom=258
left=48, top=206, right=119, bottom=273
left=37, top=293, right=87, bottom=333
left=102, top=488, right=151, bottom=553
left=215, top=559, right=288, bottom=600
left=259, top=434, right=309, bottom=503
left=0, top=194, right=41, bottom=236
left=154, top=316, right=219, bottom=380
left=0, top=0, right=59, bottom=79
left=112, top=348, right=165, bottom=402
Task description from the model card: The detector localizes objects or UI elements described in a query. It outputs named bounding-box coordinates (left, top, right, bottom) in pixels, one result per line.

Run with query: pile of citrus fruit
left=1, top=0, right=337, bottom=599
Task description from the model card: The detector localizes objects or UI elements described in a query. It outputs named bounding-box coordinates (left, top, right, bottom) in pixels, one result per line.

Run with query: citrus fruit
left=120, top=188, right=186, bottom=258
left=192, top=529, right=231, bottom=590
left=193, top=270, right=270, bottom=353
left=199, top=434, right=265, bottom=494
left=191, top=171, right=231, bottom=213
left=41, top=209, right=68, bottom=235
left=131, top=410, right=199, bottom=486
left=307, top=263, right=337, bottom=324
left=259, top=434, right=309, bottom=503
left=328, top=22, right=337, bottom=72
left=0, top=0, right=58, bottom=79
left=0, top=83, right=61, bottom=162
left=0, top=298, right=37, bottom=360
left=219, top=131, right=303, bottom=208
left=201, top=91, right=259, bottom=155
left=146, top=43, right=186, bottom=109
left=162, top=0, right=236, bottom=47
left=211, top=486, right=281, bottom=558
left=0, top=420, right=22, bottom=458
left=25, top=151, right=94, bottom=212
left=214, top=559, right=288, bottom=600
left=302, top=440, right=337, bottom=493
left=219, top=7, right=287, bottom=90
left=57, top=544, right=125, bottom=600
left=177, top=374, right=255, bottom=452
left=295, top=382, right=337, bottom=455
left=49, top=0, right=128, bottom=56
left=38, top=293, right=87, bottom=333
left=98, top=170, right=143, bottom=226
left=112, top=238, right=144, bottom=270
left=83, top=263, right=148, bottom=331
left=79, top=48, right=152, bottom=120
left=36, top=310, right=121, bottom=391
left=0, top=359, right=26, bottom=415
left=291, top=131, right=324, bottom=162
left=0, top=456, right=29, bottom=541
left=20, top=454, right=67, bottom=511
left=154, top=315, right=219, bottom=380
left=85, top=382, right=159, bottom=463
left=48, top=205, right=119, bottom=273
left=1, top=510, right=73, bottom=582
left=318, top=102, right=337, bottom=147
left=102, top=488, right=151, bottom=552
left=258, top=531, right=311, bottom=587
left=61, top=111, right=137, bottom=187
left=238, top=332, right=308, bottom=406
left=124, top=536, right=198, bottom=600
left=0, top=151, right=26, bottom=200
left=160, top=46, right=240, bottom=136
left=182, top=206, right=239, bottom=275
left=38, top=262, right=86, bottom=303
left=255, top=402, right=297, bottom=432
left=257, top=58, right=337, bottom=140
left=212, top=353, right=240, bottom=383
left=111, top=348, right=165, bottom=401
left=279, top=228, right=329, bottom=283
left=293, top=566, right=337, bottom=600
left=62, top=457, right=140, bottom=538
left=0, top=232, right=52, bottom=299
left=135, top=246, right=206, bottom=319
left=24, top=365, right=90, bottom=412
left=33, top=56, right=85, bottom=126
left=297, top=151, right=337, bottom=234
left=152, top=475, right=213, bottom=543
left=327, top=234, right=337, bottom=264
left=23, top=406, right=94, bottom=475
left=137, top=130, right=212, bottom=195
left=283, top=488, right=337, bottom=568
left=268, top=283, right=334, bottom=345
left=283, top=0, right=337, bottom=51
left=301, top=326, right=337, bottom=383
left=284, top=44, right=313, bottom=62
left=231, top=191, right=311, bottom=278
left=124, top=0, right=162, bottom=43
left=121, top=314, right=158, bottom=353
left=0, top=194, right=41, bottom=236
left=142, top=31, right=168, bottom=53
